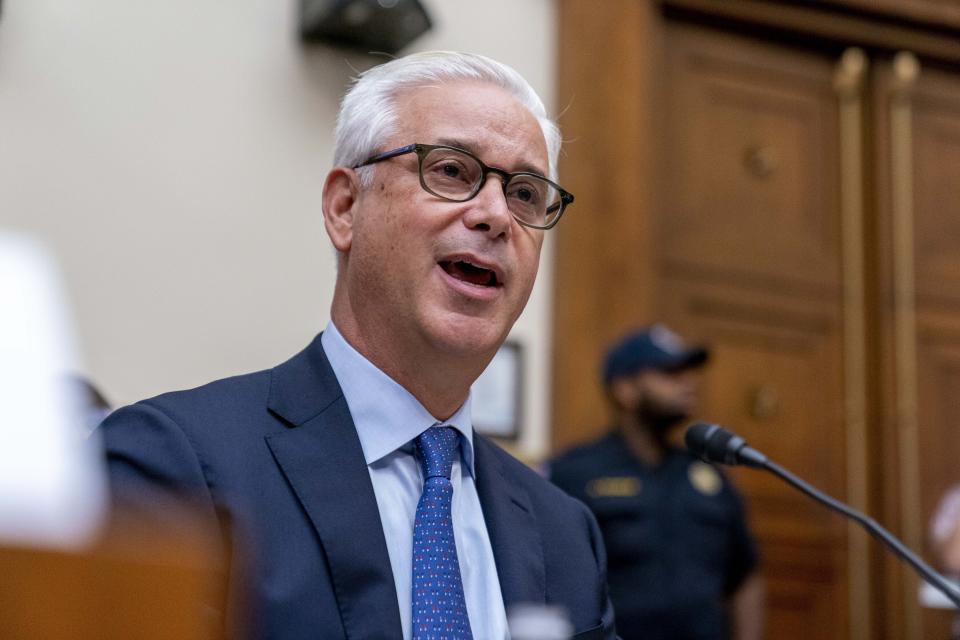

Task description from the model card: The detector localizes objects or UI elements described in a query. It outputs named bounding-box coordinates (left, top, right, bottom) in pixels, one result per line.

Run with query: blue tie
left=412, top=426, right=474, bottom=640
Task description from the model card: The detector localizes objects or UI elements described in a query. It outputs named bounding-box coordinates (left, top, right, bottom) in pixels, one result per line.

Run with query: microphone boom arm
left=685, top=422, right=960, bottom=609
left=765, top=459, right=960, bottom=608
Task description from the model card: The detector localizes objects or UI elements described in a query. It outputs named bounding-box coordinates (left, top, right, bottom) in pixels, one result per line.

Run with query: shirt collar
left=321, top=322, right=475, bottom=476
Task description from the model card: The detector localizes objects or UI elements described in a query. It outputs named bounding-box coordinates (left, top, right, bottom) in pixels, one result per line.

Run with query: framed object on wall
left=471, top=341, right=523, bottom=440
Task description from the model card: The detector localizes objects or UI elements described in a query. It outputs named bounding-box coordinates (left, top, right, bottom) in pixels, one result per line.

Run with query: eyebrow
left=434, top=137, right=548, bottom=177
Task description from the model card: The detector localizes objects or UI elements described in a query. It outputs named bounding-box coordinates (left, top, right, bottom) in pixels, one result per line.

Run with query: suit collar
left=473, top=435, right=546, bottom=608
left=265, top=334, right=403, bottom=638
left=267, top=333, right=342, bottom=426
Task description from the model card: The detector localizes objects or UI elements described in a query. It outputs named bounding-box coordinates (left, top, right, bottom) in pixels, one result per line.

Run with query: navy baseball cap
left=602, top=324, right=709, bottom=385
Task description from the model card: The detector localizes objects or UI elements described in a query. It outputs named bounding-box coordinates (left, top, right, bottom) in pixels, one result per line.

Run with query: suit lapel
left=264, top=335, right=402, bottom=639
left=473, top=435, right=546, bottom=608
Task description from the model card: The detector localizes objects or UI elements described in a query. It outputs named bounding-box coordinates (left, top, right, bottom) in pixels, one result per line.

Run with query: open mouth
left=439, top=259, right=501, bottom=287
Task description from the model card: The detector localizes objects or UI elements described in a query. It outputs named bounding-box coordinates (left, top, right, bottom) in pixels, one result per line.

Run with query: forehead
left=390, top=80, right=549, bottom=175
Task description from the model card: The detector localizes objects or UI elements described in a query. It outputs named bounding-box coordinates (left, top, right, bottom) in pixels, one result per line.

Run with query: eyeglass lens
left=420, top=147, right=561, bottom=227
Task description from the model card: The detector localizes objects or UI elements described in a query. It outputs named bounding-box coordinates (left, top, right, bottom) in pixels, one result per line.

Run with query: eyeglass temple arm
left=353, top=144, right=419, bottom=169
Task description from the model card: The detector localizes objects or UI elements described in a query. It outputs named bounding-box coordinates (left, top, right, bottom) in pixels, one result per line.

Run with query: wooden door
left=654, top=24, right=853, bottom=639
left=873, top=54, right=960, bottom=640
left=554, top=3, right=960, bottom=638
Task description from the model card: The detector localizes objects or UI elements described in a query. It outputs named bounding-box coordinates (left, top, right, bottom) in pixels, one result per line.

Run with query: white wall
left=0, top=0, right=558, bottom=458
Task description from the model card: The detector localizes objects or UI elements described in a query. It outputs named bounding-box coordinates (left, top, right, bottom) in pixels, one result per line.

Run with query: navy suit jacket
left=100, top=334, right=615, bottom=639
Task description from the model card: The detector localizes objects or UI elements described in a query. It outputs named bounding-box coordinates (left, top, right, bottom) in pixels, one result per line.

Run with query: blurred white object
left=0, top=232, right=107, bottom=548
left=919, top=577, right=960, bottom=609
left=507, top=603, right=574, bottom=640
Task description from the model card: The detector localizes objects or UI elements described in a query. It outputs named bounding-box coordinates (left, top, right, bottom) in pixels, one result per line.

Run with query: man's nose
left=462, top=176, right=513, bottom=238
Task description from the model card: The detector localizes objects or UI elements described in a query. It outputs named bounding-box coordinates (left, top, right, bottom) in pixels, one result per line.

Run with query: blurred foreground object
left=0, top=232, right=107, bottom=548
left=0, top=233, right=228, bottom=639
left=0, top=519, right=226, bottom=640
left=507, top=603, right=574, bottom=640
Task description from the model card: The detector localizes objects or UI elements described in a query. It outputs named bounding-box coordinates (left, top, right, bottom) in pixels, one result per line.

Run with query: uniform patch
left=586, top=476, right=641, bottom=498
left=688, top=462, right=721, bottom=496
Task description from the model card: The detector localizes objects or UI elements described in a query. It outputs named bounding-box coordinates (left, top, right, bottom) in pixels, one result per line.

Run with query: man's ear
left=322, top=167, right=360, bottom=252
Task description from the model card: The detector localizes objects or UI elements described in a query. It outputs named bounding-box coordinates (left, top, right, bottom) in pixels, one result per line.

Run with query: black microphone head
left=685, top=422, right=722, bottom=462
left=685, top=422, right=751, bottom=466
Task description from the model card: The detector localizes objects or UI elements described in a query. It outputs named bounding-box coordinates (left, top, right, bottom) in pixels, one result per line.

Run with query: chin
left=422, top=312, right=509, bottom=359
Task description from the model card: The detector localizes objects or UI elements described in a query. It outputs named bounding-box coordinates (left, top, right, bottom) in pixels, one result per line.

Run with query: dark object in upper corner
left=300, top=0, right=432, bottom=55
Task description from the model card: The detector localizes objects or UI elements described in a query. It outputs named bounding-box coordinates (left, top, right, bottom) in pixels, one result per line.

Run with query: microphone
left=685, top=422, right=960, bottom=609
left=684, top=422, right=767, bottom=468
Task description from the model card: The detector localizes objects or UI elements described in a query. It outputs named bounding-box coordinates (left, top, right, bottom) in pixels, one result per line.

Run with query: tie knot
left=415, top=426, right=459, bottom=480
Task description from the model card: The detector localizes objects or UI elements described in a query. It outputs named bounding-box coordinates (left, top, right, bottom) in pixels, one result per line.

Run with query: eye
left=424, top=153, right=478, bottom=187
left=514, top=186, right=534, bottom=203
left=440, top=162, right=466, bottom=180
left=507, top=179, right=544, bottom=205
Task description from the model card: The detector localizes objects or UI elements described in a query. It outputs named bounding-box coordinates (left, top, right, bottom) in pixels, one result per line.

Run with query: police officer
left=550, top=325, right=764, bottom=640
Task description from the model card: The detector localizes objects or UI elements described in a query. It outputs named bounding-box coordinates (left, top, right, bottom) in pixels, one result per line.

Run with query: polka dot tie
left=411, top=426, right=474, bottom=640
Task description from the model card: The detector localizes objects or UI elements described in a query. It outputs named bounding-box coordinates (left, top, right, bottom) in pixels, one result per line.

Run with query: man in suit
left=100, top=51, right=615, bottom=639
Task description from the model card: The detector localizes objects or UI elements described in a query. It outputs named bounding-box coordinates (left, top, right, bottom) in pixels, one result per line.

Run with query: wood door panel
left=662, top=287, right=847, bottom=513
left=872, top=55, right=960, bottom=640
left=874, top=62, right=960, bottom=638
left=703, top=327, right=843, bottom=492
left=916, top=316, right=960, bottom=555
left=662, top=24, right=841, bottom=294
left=658, top=278, right=846, bottom=495
left=915, top=317, right=960, bottom=640
left=761, top=538, right=848, bottom=639
left=655, top=26, right=850, bottom=639
left=913, top=69, right=960, bottom=306
left=659, top=274, right=849, bottom=639
left=916, top=317, right=960, bottom=640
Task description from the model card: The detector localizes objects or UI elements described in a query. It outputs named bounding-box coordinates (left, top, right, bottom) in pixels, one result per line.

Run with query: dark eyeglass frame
left=352, top=143, right=574, bottom=230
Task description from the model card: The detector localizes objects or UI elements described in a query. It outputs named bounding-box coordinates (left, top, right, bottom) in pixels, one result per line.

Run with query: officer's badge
left=688, top=462, right=721, bottom=496
left=587, top=476, right=641, bottom=498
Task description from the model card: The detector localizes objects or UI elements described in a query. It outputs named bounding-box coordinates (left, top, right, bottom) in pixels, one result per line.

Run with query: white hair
left=333, top=51, right=561, bottom=184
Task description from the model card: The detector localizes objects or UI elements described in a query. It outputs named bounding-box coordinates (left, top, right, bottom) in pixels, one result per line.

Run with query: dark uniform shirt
left=550, top=431, right=758, bottom=640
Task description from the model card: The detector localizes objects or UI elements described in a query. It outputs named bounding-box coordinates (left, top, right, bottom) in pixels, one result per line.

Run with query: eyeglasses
left=352, top=143, right=574, bottom=230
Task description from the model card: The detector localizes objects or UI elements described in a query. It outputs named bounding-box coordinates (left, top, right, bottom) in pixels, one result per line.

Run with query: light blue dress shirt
left=321, top=323, right=510, bottom=640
